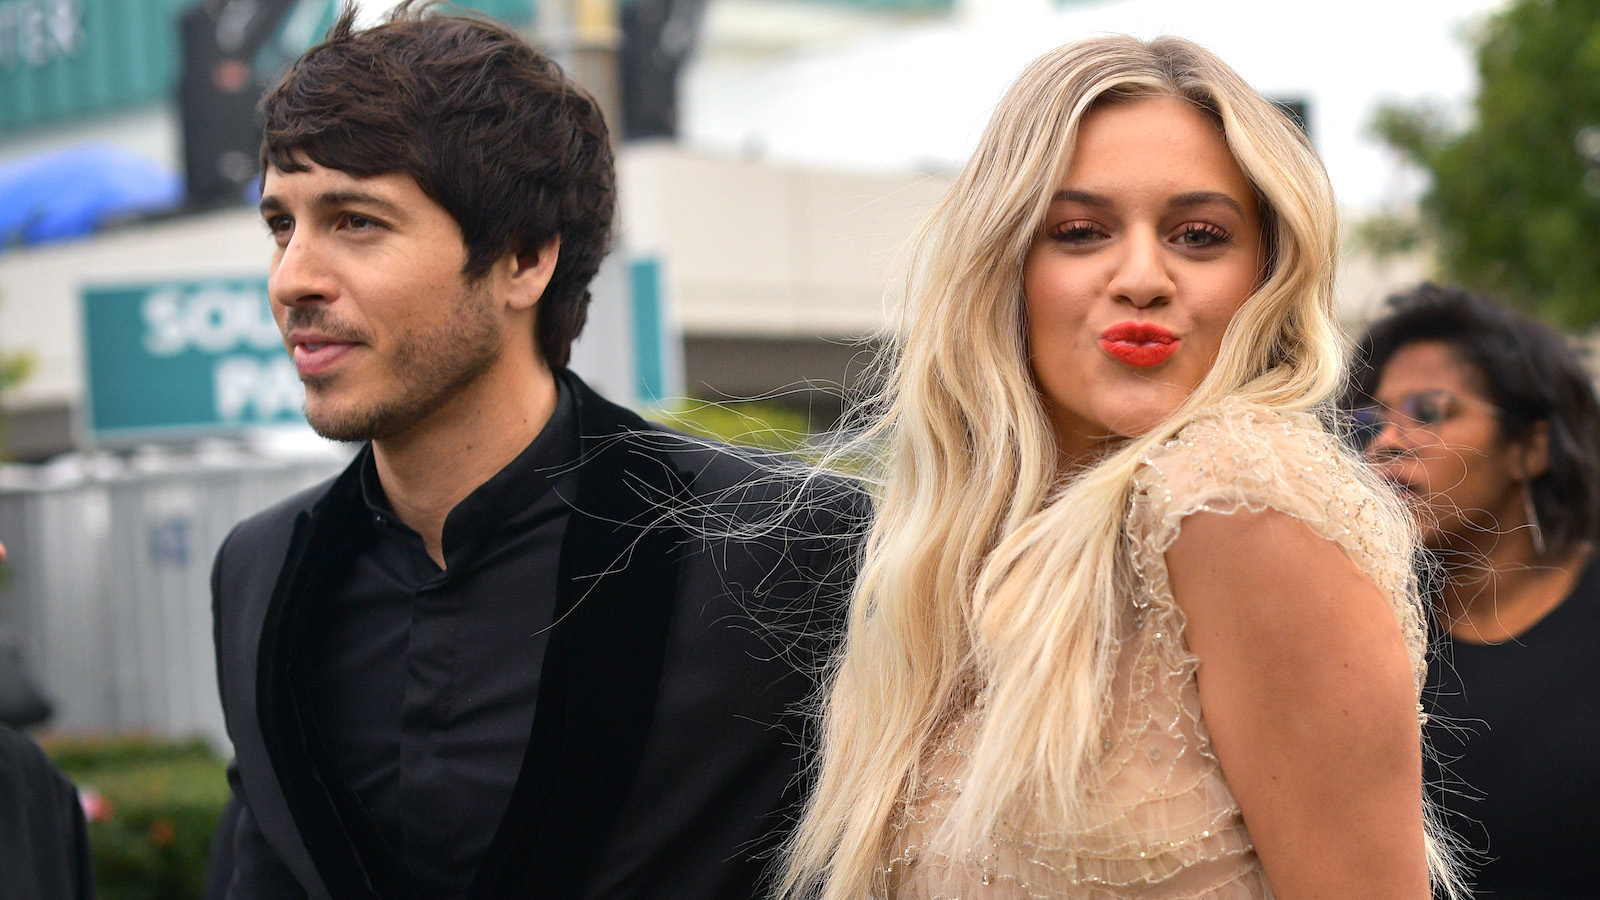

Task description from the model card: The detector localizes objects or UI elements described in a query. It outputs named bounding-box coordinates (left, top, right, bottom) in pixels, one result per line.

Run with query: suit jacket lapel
left=471, top=373, right=687, bottom=898
left=256, top=454, right=417, bottom=900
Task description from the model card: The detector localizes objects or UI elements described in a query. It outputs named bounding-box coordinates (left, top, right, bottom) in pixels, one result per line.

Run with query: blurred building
left=0, top=0, right=1448, bottom=466
left=0, top=0, right=954, bottom=748
left=0, top=0, right=1450, bottom=746
left=0, top=0, right=952, bottom=464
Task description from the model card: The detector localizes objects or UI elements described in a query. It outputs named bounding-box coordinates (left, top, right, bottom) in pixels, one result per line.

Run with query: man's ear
left=1515, top=420, right=1552, bottom=482
left=503, top=236, right=561, bottom=313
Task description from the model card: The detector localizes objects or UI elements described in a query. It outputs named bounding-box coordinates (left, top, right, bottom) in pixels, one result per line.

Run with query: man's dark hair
left=259, top=0, right=615, bottom=369
left=1348, top=282, right=1600, bottom=556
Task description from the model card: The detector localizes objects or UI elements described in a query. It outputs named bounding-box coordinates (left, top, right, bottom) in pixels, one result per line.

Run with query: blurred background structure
left=0, top=0, right=1534, bottom=466
left=0, top=0, right=1595, bottom=794
left=6, top=0, right=1600, bottom=891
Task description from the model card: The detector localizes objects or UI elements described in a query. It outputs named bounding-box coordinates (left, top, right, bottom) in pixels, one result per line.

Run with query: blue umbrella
left=0, top=144, right=183, bottom=247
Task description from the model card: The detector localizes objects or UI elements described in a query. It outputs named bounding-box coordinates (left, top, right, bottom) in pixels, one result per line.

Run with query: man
left=210, top=4, right=862, bottom=897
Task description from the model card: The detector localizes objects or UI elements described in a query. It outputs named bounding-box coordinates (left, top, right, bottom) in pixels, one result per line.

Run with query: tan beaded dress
left=884, top=402, right=1427, bottom=899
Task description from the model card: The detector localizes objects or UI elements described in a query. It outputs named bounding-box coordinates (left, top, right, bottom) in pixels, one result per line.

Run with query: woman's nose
left=1363, top=417, right=1412, bottom=460
left=1108, top=232, right=1175, bottom=308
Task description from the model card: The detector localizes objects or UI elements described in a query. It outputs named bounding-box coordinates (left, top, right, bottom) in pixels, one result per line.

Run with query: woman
left=782, top=36, right=1456, bottom=899
left=1351, top=284, right=1600, bottom=898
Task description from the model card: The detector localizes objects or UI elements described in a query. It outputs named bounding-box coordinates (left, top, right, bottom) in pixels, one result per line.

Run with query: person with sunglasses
left=1349, top=282, right=1600, bottom=899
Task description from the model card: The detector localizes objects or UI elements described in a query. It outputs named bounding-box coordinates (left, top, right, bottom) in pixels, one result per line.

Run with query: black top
left=1424, top=554, right=1600, bottom=899
left=301, top=383, right=578, bottom=898
left=0, top=725, right=96, bottom=900
left=212, top=372, right=865, bottom=900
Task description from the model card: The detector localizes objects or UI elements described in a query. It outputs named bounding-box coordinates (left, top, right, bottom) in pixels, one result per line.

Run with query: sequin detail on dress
left=884, top=402, right=1426, bottom=899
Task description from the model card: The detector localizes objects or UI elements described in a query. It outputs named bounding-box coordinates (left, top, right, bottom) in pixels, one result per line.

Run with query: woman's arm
left=1165, top=507, right=1429, bottom=900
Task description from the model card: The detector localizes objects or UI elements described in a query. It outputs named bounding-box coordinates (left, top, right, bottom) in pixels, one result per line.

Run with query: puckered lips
left=1099, top=321, right=1179, bottom=368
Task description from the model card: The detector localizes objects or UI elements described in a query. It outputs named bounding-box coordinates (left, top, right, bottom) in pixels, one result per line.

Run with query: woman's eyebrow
left=1051, top=189, right=1112, bottom=207
left=1049, top=189, right=1246, bottom=217
left=1168, top=191, right=1246, bottom=216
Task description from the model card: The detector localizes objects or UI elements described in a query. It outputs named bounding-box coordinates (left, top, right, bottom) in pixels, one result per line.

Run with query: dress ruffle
left=886, top=402, right=1424, bottom=899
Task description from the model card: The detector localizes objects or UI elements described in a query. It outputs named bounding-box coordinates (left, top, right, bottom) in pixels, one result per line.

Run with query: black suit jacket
left=0, top=725, right=96, bottom=900
left=212, top=374, right=864, bottom=899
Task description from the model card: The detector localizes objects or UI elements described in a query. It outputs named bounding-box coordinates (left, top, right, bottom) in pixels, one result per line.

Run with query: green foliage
left=651, top=400, right=815, bottom=454
left=0, top=293, right=36, bottom=460
left=44, top=735, right=230, bottom=900
left=652, top=399, right=881, bottom=478
left=1350, top=211, right=1427, bottom=259
left=1372, top=0, right=1600, bottom=326
left=0, top=348, right=31, bottom=392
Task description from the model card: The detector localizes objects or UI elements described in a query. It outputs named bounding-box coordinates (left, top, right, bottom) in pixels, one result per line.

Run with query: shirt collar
left=358, top=378, right=580, bottom=571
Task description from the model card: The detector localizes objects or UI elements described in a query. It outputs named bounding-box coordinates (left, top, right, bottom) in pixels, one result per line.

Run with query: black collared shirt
left=302, top=383, right=579, bottom=899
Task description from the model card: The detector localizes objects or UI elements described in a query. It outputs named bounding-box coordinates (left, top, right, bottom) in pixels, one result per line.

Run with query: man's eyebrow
left=256, top=190, right=407, bottom=219
left=1168, top=191, right=1246, bottom=216
left=312, top=190, right=407, bottom=218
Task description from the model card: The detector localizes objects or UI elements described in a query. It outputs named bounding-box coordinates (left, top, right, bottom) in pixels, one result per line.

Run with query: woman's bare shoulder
left=1131, top=399, right=1427, bottom=681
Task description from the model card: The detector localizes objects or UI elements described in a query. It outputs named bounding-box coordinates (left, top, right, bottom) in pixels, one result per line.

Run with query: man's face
left=260, top=159, right=506, bottom=443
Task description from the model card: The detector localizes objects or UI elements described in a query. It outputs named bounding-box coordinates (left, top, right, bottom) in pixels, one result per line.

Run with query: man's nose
left=270, top=231, right=336, bottom=309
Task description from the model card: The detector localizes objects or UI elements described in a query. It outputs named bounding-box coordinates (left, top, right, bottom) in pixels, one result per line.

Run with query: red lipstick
left=1099, top=322, right=1179, bottom=367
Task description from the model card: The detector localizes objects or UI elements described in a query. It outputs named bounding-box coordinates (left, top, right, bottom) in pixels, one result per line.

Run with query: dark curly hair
left=1348, top=282, right=1600, bottom=557
left=259, top=0, right=615, bottom=369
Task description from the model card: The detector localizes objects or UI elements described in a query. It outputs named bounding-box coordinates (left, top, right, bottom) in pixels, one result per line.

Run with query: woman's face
left=1363, top=340, right=1530, bottom=550
left=1024, top=94, right=1264, bottom=463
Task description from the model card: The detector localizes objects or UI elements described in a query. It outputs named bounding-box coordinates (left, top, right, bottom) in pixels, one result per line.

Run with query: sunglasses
left=1351, top=389, right=1497, bottom=448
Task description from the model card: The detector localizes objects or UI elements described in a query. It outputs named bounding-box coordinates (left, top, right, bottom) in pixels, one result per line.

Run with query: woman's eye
left=1407, top=396, right=1450, bottom=426
left=343, top=213, right=376, bottom=230
left=1175, top=224, right=1230, bottom=247
left=1050, top=221, right=1104, bottom=243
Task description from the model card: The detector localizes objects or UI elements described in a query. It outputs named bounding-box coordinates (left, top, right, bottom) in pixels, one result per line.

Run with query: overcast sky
left=357, top=0, right=1511, bottom=214
left=683, top=0, right=1511, bottom=213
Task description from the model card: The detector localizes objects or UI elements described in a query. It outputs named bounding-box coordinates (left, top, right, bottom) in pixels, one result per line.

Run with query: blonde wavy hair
left=782, top=34, right=1458, bottom=899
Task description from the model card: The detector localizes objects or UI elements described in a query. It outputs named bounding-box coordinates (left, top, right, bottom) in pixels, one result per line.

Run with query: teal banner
left=2, top=0, right=196, bottom=130
left=455, top=0, right=534, bottom=24
left=0, top=0, right=537, bottom=134
left=81, top=279, right=304, bottom=440
left=0, top=0, right=340, bottom=132
left=629, top=256, right=665, bottom=403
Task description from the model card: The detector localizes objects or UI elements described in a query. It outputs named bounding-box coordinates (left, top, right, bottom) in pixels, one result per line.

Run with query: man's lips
left=288, top=335, right=360, bottom=377
left=1099, top=322, right=1179, bottom=368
